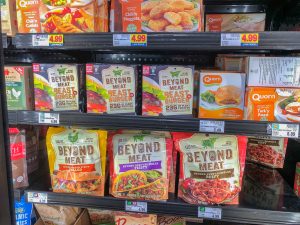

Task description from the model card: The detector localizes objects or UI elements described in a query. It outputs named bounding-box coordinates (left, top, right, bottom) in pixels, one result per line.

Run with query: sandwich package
left=199, top=70, right=246, bottom=120
left=172, top=133, right=247, bottom=205
left=114, top=212, right=157, bottom=225
left=142, top=65, right=194, bottom=116
left=33, top=64, right=85, bottom=112
left=46, top=127, right=107, bottom=196
left=246, top=137, right=288, bottom=168
left=87, top=209, right=115, bottom=225
left=5, top=66, right=34, bottom=110
left=17, top=0, right=108, bottom=33
left=110, top=0, right=203, bottom=32
left=1, top=0, right=17, bottom=36
left=108, top=131, right=173, bottom=201
left=86, top=64, right=137, bottom=114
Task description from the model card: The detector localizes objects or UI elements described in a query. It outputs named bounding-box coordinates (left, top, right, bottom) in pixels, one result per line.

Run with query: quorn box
left=1, top=0, right=17, bottom=36
left=33, top=63, right=86, bottom=112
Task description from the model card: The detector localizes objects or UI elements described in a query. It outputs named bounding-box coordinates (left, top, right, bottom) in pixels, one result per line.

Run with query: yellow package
left=47, top=127, right=107, bottom=196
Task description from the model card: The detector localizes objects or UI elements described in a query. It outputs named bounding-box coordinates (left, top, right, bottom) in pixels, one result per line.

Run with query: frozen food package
left=143, top=65, right=194, bottom=116
left=26, top=127, right=39, bottom=174
left=111, top=0, right=203, bottom=32
left=17, top=0, right=108, bottom=33
left=35, top=204, right=81, bottom=225
left=246, top=137, right=288, bottom=168
left=294, top=162, right=300, bottom=197
left=1, top=0, right=17, bottom=36
left=87, top=209, right=115, bottom=225
left=86, top=64, right=137, bottom=114
left=157, top=216, right=186, bottom=225
left=33, top=64, right=85, bottom=112
left=115, top=212, right=157, bottom=225
left=199, top=70, right=246, bottom=120
left=15, top=196, right=36, bottom=225
left=172, top=133, right=247, bottom=205
left=9, top=128, right=29, bottom=189
left=46, top=127, right=107, bottom=196
left=215, top=54, right=249, bottom=73
left=109, top=131, right=173, bottom=200
left=5, top=66, right=34, bottom=110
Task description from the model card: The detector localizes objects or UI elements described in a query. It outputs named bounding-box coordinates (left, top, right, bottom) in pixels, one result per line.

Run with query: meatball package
left=172, top=133, right=247, bottom=205
left=246, top=137, right=288, bottom=168
left=47, top=127, right=107, bottom=196
left=108, top=131, right=173, bottom=200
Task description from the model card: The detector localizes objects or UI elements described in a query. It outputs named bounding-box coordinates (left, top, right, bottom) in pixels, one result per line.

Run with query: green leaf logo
left=133, top=134, right=145, bottom=142
left=113, top=69, right=123, bottom=76
left=57, top=67, right=67, bottom=75
left=170, top=71, right=180, bottom=78
left=68, top=131, right=79, bottom=143
left=202, top=138, right=217, bottom=149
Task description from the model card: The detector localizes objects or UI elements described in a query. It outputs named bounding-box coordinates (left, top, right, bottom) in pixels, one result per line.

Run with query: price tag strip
left=113, top=34, right=147, bottom=47
left=27, top=192, right=48, bottom=203
left=32, top=34, right=64, bottom=47
left=198, top=206, right=222, bottom=220
left=271, top=123, right=299, bottom=138
left=221, top=33, right=259, bottom=47
left=125, top=201, right=147, bottom=213
left=49, top=34, right=64, bottom=46
left=39, top=113, right=60, bottom=125
left=199, top=120, right=225, bottom=133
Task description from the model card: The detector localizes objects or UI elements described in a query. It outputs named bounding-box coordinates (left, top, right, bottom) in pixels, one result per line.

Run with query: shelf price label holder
left=221, top=33, right=259, bottom=47
left=271, top=123, right=299, bottom=138
left=39, top=113, right=60, bottom=125
left=198, top=206, right=222, bottom=220
left=125, top=200, right=147, bottom=213
left=32, top=34, right=64, bottom=47
left=199, top=120, right=225, bottom=133
left=113, top=34, right=147, bottom=47
left=27, top=192, right=48, bottom=204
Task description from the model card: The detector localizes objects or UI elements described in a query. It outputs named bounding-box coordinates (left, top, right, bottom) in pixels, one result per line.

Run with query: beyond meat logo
left=68, top=131, right=79, bottom=143
left=203, top=75, right=222, bottom=86
left=170, top=71, right=181, bottom=78
left=133, top=134, right=145, bottom=142
left=202, top=138, right=217, bottom=149
left=113, top=69, right=123, bottom=76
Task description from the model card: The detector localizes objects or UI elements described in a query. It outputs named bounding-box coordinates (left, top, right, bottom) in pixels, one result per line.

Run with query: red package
left=246, top=137, right=288, bottom=168
left=108, top=131, right=173, bottom=200
left=172, top=132, right=247, bottom=205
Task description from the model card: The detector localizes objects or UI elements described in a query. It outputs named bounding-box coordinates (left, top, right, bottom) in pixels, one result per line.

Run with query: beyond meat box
left=33, top=64, right=85, bottom=111
left=142, top=65, right=194, bottom=116
left=17, top=0, right=108, bottom=33
left=5, top=66, right=34, bottom=110
left=1, top=0, right=17, bottom=36
left=86, top=64, right=137, bottom=114
left=111, top=0, right=203, bottom=32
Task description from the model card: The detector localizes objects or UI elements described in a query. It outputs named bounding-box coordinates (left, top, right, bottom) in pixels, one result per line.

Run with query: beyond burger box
left=17, top=0, right=108, bottom=33
left=5, top=66, right=34, bottom=110
left=1, top=0, right=17, bottom=36
left=33, top=64, right=85, bottom=112
left=110, top=0, right=203, bottom=32
left=86, top=64, right=137, bottom=114
left=142, top=65, right=194, bottom=116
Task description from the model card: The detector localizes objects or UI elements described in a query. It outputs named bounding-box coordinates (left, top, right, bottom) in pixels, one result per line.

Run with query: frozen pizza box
left=142, top=65, right=194, bottom=116
left=86, top=64, right=137, bottom=114
left=1, top=0, right=17, bottom=36
left=5, top=65, right=34, bottom=110
left=33, top=63, right=85, bottom=112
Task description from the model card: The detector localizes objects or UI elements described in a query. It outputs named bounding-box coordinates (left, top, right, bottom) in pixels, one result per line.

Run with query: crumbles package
left=33, top=64, right=85, bottom=112
left=114, top=212, right=157, bottom=225
left=86, top=64, right=137, bottom=114
left=108, top=131, right=173, bottom=200
left=172, top=133, right=247, bottom=205
left=247, top=137, right=288, bottom=169
left=87, top=209, right=115, bottom=225
left=46, top=127, right=107, bottom=196
left=142, top=65, right=194, bottom=116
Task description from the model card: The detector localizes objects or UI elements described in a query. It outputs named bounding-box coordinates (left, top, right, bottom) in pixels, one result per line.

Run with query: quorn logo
left=251, top=93, right=277, bottom=102
left=203, top=75, right=222, bottom=85
left=18, top=0, right=39, bottom=8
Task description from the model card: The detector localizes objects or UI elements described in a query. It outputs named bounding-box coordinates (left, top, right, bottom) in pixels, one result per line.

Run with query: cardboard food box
left=199, top=70, right=246, bottom=120
left=17, top=0, right=108, bottom=33
left=115, top=212, right=157, bottom=225
left=86, top=64, right=137, bottom=114
left=248, top=57, right=300, bottom=88
left=33, top=63, right=85, bottom=112
left=205, top=13, right=266, bottom=32
left=110, top=0, right=203, bottom=32
left=142, top=65, right=194, bottom=116
left=1, top=0, right=17, bottom=36
left=5, top=66, right=34, bottom=110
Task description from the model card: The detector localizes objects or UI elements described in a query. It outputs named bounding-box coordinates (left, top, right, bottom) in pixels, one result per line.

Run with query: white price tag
left=271, top=123, right=299, bottom=138
left=39, top=113, right=60, bottom=125
left=221, top=33, right=241, bottom=46
left=125, top=201, right=147, bottom=213
left=198, top=207, right=222, bottom=220
left=113, top=34, right=131, bottom=46
left=27, top=192, right=48, bottom=203
left=200, top=120, right=225, bottom=133
left=32, top=34, right=49, bottom=47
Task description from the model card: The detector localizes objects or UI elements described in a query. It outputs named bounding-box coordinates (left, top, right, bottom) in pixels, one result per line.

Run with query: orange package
left=172, top=132, right=247, bottom=205
left=108, top=131, right=173, bottom=201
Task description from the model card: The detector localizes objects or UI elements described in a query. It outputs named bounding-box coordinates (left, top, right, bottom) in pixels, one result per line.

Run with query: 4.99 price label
left=49, top=34, right=64, bottom=46
left=240, top=33, right=259, bottom=46
left=113, top=34, right=147, bottom=47
left=130, top=34, right=147, bottom=46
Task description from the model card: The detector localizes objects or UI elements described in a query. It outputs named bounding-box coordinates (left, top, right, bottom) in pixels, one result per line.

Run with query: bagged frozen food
left=111, top=0, right=203, bottom=32
left=46, top=127, right=107, bottom=196
left=143, top=65, right=194, bottom=116
left=109, top=131, right=173, bottom=200
left=15, top=196, right=36, bottom=225
left=199, top=70, right=246, bottom=120
left=1, top=0, right=17, bottom=36
left=246, top=137, right=288, bottom=168
left=115, top=212, right=157, bottom=225
left=87, top=209, right=115, bottom=225
left=5, top=66, right=34, bottom=110
left=172, top=133, right=247, bottom=205
left=17, top=0, right=108, bottom=33
left=86, top=64, right=137, bottom=114
left=33, top=64, right=85, bottom=111
left=35, top=204, right=81, bottom=225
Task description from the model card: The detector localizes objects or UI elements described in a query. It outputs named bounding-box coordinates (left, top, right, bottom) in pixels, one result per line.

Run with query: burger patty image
left=34, top=74, right=53, bottom=111
left=142, top=76, right=166, bottom=116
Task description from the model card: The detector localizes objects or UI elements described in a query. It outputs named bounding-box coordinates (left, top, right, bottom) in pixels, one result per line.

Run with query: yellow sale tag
left=130, top=34, right=147, bottom=46
left=240, top=33, right=259, bottom=46
left=48, top=34, right=64, bottom=46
